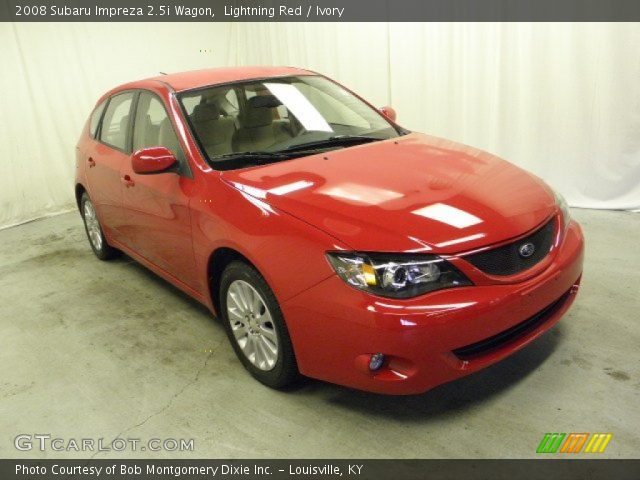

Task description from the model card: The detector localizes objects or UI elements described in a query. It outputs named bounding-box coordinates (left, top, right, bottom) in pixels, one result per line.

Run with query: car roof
left=123, top=66, right=315, bottom=94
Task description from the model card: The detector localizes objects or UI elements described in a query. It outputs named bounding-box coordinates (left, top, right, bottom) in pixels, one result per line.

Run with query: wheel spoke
left=236, top=283, right=250, bottom=312
left=227, top=307, right=244, bottom=321
left=259, top=325, right=277, bottom=344
left=243, top=334, right=255, bottom=358
left=236, top=334, right=248, bottom=350
left=251, top=292, right=262, bottom=314
left=228, top=290, right=245, bottom=314
left=260, top=334, right=277, bottom=358
left=254, top=338, right=266, bottom=367
left=241, top=282, right=254, bottom=312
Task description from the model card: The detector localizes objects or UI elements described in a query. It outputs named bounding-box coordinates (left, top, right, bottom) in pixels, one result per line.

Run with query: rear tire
left=219, top=261, right=299, bottom=389
left=80, top=192, right=119, bottom=261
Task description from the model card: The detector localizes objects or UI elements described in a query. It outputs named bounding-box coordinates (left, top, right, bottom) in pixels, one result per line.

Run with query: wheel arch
left=75, top=183, right=87, bottom=211
left=207, top=247, right=257, bottom=316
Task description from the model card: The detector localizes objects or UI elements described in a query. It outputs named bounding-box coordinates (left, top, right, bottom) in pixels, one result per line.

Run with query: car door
left=85, top=92, right=135, bottom=240
left=119, top=90, right=199, bottom=291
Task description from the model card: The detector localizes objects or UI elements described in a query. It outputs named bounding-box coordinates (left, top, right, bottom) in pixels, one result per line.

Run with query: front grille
left=464, top=218, right=556, bottom=276
left=452, top=289, right=571, bottom=360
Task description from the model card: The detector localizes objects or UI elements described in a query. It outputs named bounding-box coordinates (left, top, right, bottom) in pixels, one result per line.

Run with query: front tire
left=80, top=192, right=118, bottom=260
left=219, top=261, right=299, bottom=389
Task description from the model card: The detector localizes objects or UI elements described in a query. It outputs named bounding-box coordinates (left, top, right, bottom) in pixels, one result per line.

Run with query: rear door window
left=132, top=91, right=189, bottom=176
left=133, top=92, right=183, bottom=159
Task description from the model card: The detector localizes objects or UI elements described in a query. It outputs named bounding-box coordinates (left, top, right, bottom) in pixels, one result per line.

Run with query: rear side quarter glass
left=89, top=100, right=107, bottom=138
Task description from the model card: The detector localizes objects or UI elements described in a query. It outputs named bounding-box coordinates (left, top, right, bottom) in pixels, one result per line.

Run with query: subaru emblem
left=519, top=242, right=536, bottom=258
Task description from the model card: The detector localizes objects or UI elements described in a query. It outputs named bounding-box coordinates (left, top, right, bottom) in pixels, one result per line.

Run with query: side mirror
left=131, top=147, right=177, bottom=175
left=379, top=106, right=397, bottom=123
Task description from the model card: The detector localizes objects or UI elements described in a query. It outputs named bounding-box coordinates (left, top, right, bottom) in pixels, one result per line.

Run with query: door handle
left=121, top=175, right=135, bottom=188
left=87, top=157, right=96, bottom=168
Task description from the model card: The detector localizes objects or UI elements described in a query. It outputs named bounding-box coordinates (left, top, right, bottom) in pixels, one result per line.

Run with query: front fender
left=191, top=177, right=348, bottom=312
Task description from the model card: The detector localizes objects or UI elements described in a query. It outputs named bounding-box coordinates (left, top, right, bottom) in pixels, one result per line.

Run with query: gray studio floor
left=0, top=208, right=638, bottom=459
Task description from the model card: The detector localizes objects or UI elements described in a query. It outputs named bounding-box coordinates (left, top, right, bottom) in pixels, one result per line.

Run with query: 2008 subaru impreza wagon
left=75, top=67, right=583, bottom=394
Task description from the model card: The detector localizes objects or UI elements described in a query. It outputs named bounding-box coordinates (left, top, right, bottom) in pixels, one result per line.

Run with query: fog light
left=369, top=353, right=385, bottom=371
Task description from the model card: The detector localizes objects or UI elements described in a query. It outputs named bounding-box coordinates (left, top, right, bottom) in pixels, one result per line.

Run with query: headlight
left=326, top=252, right=473, bottom=299
left=554, top=190, right=571, bottom=230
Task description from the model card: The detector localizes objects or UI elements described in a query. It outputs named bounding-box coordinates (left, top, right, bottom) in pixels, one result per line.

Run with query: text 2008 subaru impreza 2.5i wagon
left=75, top=66, right=583, bottom=395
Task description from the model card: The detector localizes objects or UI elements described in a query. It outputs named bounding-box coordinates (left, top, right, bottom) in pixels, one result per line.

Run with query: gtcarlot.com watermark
left=15, top=434, right=194, bottom=453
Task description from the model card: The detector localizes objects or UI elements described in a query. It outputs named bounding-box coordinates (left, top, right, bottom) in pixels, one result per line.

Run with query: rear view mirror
left=379, top=106, right=397, bottom=123
left=131, top=147, right=177, bottom=175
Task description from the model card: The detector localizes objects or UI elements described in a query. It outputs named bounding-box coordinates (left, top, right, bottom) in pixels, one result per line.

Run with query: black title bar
left=2, top=459, right=640, bottom=479
left=2, top=0, right=640, bottom=22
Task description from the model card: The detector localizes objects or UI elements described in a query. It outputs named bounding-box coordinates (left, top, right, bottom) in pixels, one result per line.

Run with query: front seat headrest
left=248, top=95, right=282, bottom=109
left=193, top=103, right=221, bottom=122
left=239, top=95, right=281, bottom=129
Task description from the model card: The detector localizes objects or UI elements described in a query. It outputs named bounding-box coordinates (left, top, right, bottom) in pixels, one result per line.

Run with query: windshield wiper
left=209, top=137, right=381, bottom=167
left=210, top=151, right=289, bottom=161
left=281, top=135, right=382, bottom=152
left=209, top=151, right=302, bottom=168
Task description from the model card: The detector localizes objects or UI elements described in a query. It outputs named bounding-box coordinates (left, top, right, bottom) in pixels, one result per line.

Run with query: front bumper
left=282, top=220, right=584, bottom=395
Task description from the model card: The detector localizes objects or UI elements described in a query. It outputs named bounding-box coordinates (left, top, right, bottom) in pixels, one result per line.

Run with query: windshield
left=179, top=75, right=401, bottom=169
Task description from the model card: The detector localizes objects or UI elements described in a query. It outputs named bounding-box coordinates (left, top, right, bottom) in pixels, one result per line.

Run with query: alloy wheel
left=83, top=200, right=103, bottom=251
left=226, top=279, right=279, bottom=371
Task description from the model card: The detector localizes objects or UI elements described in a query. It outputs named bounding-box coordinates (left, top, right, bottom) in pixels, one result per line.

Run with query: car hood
left=220, top=133, right=557, bottom=254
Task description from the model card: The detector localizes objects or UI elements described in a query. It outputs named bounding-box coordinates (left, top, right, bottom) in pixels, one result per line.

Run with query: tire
left=219, top=261, right=299, bottom=389
left=80, top=192, right=119, bottom=261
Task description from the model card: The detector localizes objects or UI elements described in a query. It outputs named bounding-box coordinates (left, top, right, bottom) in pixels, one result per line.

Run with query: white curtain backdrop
left=0, top=22, right=239, bottom=229
left=1, top=22, right=638, bottom=229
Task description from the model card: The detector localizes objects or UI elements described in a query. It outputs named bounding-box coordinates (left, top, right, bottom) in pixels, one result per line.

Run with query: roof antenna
left=159, top=71, right=168, bottom=75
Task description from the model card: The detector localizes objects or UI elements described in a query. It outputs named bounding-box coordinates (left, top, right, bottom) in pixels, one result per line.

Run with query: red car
left=75, top=67, right=583, bottom=395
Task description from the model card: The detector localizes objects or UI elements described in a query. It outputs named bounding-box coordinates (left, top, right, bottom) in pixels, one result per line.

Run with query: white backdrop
left=0, top=22, right=239, bottom=229
left=1, top=22, right=639, bottom=229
